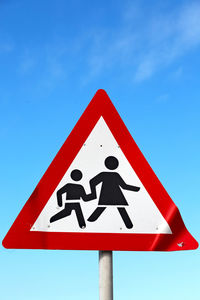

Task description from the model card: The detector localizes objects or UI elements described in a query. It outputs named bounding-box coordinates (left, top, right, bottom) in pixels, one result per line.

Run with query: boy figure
left=50, top=169, right=93, bottom=228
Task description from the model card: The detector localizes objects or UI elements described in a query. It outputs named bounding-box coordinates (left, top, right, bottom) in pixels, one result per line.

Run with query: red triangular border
left=2, top=89, right=198, bottom=251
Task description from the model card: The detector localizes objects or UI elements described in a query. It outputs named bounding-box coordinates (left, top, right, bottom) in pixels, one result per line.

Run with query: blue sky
left=0, top=0, right=200, bottom=299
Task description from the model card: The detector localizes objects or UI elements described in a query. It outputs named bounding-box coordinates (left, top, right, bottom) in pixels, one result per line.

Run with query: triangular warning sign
left=2, top=90, right=198, bottom=251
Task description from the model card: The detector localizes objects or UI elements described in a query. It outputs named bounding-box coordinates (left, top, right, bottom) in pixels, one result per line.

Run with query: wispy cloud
left=156, top=93, right=169, bottom=104
left=19, top=54, right=36, bottom=74
left=82, top=1, right=200, bottom=83
left=134, top=2, right=200, bottom=81
left=170, top=66, right=183, bottom=80
left=17, top=42, right=69, bottom=94
left=15, top=1, right=200, bottom=89
left=0, top=41, right=14, bottom=53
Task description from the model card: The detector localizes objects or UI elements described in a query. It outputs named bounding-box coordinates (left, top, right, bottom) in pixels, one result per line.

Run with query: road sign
left=2, top=90, right=198, bottom=251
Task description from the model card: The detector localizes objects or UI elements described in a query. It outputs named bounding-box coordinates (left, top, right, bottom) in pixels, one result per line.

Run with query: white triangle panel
left=31, top=117, right=172, bottom=234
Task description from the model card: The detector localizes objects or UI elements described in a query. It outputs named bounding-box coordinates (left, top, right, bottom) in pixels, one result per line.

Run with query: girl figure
left=87, top=156, right=140, bottom=229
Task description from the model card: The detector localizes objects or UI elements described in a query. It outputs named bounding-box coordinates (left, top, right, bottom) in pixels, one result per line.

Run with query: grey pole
left=99, top=251, right=113, bottom=300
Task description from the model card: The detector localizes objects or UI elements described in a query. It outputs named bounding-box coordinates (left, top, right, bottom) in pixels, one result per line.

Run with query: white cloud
left=14, top=1, right=200, bottom=89
left=0, top=41, right=14, bottom=53
left=178, top=2, right=200, bottom=46
left=171, top=66, right=183, bottom=80
left=134, top=2, right=200, bottom=81
left=134, top=58, right=156, bottom=81
left=80, top=1, right=200, bottom=83
left=19, top=56, right=36, bottom=74
left=156, top=93, right=169, bottom=104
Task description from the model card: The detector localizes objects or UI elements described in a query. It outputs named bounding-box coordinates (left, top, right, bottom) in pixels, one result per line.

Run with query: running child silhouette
left=50, top=156, right=140, bottom=229
left=50, top=169, right=93, bottom=228
left=87, top=156, right=140, bottom=229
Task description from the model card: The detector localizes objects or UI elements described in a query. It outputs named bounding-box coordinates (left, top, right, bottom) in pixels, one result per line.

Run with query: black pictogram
left=87, top=156, right=140, bottom=228
left=50, top=169, right=93, bottom=228
left=50, top=157, right=140, bottom=229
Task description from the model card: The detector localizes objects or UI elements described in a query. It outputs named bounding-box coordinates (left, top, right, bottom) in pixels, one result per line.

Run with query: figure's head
left=71, top=169, right=83, bottom=181
left=105, top=156, right=119, bottom=170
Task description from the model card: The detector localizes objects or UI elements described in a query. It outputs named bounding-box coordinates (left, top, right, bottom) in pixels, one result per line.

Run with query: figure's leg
left=50, top=205, right=72, bottom=223
left=88, top=207, right=106, bottom=222
left=117, top=207, right=133, bottom=229
left=72, top=203, right=86, bottom=228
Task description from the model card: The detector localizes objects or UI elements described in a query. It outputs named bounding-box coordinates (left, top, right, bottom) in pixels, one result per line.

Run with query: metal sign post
left=99, top=251, right=113, bottom=300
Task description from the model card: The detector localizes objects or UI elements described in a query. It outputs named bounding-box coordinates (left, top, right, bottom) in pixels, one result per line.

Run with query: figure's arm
left=80, top=174, right=103, bottom=202
left=118, top=175, right=140, bottom=192
left=56, top=184, right=68, bottom=207
left=88, top=173, right=103, bottom=199
left=81, top=189, right=96, bottom=202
